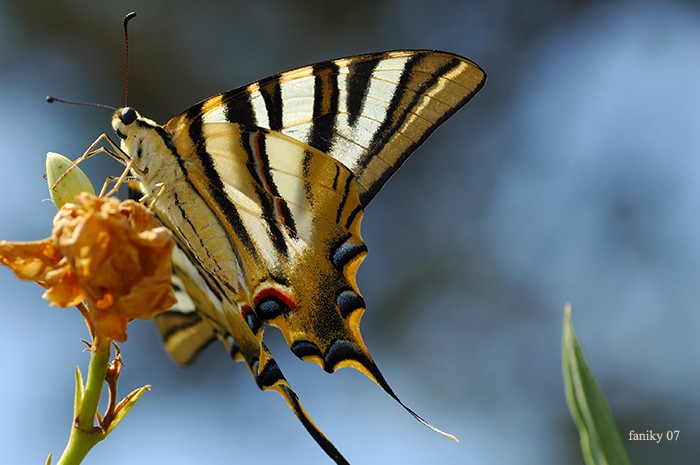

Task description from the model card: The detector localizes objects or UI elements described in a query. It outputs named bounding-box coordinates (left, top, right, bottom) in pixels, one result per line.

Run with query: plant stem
left=77, top=336, right=111, bottom=430
left=56, top=335, right=112, bottom=465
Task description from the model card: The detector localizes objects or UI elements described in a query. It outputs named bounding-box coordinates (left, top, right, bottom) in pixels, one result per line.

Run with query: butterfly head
left=119, top=107, right=138, bottom=125
left=111, top=107, right=162, bottom=176
left=112, top=106, right=140, bottom=139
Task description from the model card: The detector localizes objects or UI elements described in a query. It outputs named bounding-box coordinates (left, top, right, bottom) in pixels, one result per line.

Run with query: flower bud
left=46, top=152, right=95, bottom=209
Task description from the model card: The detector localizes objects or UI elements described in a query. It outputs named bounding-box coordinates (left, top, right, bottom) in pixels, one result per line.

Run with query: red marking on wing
left=253, top=286, right=296, bottom=312
left=241, top=304, right=253, bottom=318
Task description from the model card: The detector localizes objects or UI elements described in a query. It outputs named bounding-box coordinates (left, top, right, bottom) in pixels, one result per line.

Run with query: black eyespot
left=255, top=295, right=290, bottom=321
left=120, top=107, right=137, bottom=125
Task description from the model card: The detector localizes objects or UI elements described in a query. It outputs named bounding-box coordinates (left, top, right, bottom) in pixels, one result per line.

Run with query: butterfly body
left=110, top=50, right=485, bottom=464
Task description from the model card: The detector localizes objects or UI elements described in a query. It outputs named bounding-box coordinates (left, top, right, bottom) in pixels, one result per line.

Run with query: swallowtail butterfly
left=90, top=47, right=485, bottom=464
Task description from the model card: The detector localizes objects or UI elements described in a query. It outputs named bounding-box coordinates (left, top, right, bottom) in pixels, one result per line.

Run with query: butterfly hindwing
left=162, top=119, right=371, bottom=367
left=151, top=211, right=352, bottom=465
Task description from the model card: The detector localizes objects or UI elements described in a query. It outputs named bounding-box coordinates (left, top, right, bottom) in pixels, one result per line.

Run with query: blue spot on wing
left=330, top=236, right=367, bottom=270
left=336, top=289, right=365, bottom=318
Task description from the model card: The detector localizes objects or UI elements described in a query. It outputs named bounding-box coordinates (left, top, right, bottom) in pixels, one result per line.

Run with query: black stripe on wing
left=308, top=60, right=340, bottom=154
left=241, top=131, right=298, bottom=245
left=260, top=79, right=284, bottom=131
left=187, top=107, right=260, bottom=259
left=345, top=57, right=379, bottom=127
left=224, top=88, right=256, bottom=127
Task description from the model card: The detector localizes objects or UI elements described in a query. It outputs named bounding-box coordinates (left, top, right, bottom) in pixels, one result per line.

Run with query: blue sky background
left=0, top=1, right=699, bottom=464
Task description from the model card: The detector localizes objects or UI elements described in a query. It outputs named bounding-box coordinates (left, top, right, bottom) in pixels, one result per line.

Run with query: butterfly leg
left=99, top=160, right=138, bottom=197
left=100, top=172, right=142, bottom=201
left=142, top=182, right=166, bottom=210
left=50, top=133, right=124, bottom=192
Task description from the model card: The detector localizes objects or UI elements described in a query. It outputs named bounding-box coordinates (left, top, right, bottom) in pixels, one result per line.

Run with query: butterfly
left=105, top=49, right=485, bottom=464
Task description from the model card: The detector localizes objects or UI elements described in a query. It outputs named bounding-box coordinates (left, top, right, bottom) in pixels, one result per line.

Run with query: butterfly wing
left=183, top=50, right=486, bottom=206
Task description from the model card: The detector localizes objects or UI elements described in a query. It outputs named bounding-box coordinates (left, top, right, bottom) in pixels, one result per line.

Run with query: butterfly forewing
left=114, top=50, right=485, bottom=464
left=180, top=50, right=485, bottom=205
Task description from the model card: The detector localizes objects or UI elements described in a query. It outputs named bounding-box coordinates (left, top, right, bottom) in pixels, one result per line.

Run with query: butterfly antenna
left=123, top=12, right=137, bottom=107
left=45, top=96, right=116, bottom=111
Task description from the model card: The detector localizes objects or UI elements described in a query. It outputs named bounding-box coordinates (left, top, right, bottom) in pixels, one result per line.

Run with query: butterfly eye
left=120, top=107, right=137, bottom=125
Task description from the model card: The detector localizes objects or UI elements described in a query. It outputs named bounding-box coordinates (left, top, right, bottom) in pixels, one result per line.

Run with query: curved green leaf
left=562, top=305, right=631, bottom=465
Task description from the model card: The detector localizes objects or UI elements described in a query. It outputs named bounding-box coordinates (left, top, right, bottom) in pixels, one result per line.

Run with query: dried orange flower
left=0, top=193, right=176, bottom=341
left=0, top=238, right=83, bottom=307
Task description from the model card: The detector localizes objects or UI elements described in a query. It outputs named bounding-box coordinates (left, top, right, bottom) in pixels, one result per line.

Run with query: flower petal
left=0, top=238, right=85, bottom=307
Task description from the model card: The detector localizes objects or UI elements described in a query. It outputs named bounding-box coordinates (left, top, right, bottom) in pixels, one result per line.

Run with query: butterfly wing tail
left=322, top=330, right=458, bottom=442
left=352, top=349, right=458, bottom=442
left=157, top=313, right=352, bottom=464
left=245, top=341, right=351, bottom=465
left=277, top=383, right=350, bottom=465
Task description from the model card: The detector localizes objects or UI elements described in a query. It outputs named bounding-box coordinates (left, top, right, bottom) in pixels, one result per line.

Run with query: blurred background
left=1, top=1, right=699, bottom=464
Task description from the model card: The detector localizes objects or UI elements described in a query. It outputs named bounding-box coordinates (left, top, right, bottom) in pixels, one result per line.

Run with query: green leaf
left=73, top=366, right=84, bottom=420
left=562, top=305, right=631, bottom=465
left=104, top=385, right=150, bottom=435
